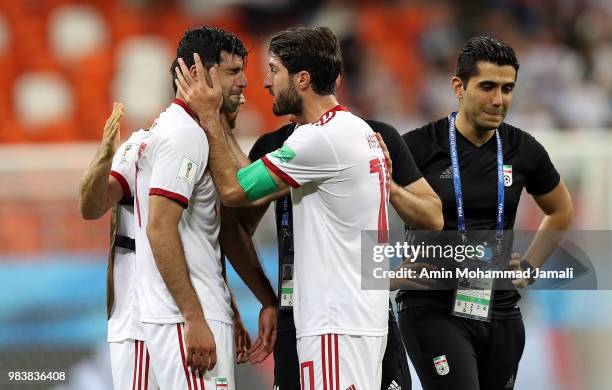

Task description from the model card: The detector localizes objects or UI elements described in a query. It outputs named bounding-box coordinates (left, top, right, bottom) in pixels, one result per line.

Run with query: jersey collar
left=172, top=98, right=199, bottom=122
left=314, top=104, right=348, bottom=126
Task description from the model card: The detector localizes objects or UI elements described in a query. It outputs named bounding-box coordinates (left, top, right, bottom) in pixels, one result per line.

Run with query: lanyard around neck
left=448, top=112, right=505, bottom=249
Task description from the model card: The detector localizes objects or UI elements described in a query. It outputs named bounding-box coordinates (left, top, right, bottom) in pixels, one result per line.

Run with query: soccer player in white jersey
left=134, top=27, right=277, bottom=390
left=79, top=103, right=158, bottom=390
left=175, top=26, right=392, bottom=390
left=80, top=98, right=272, bottom=389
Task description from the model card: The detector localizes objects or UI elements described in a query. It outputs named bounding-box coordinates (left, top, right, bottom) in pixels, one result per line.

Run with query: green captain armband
left=237, top=159, right=278, bottom=201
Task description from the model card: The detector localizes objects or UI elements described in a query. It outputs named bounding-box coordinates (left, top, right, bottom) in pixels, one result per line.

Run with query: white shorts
left=143, top=321, right=235, bottom=390
left=109, top=339, right=158, bottom=390
left=297, top=334, right=387, bottom=390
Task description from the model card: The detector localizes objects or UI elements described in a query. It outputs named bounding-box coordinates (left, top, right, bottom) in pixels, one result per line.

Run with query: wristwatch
left=520, top=259, right=536, bottom=285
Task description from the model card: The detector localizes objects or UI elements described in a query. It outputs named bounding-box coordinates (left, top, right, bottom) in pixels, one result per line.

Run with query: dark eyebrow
left=477, top=80, right=515, bottom=87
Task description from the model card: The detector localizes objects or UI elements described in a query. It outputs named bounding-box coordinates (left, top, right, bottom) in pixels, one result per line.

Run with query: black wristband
left=520, top=259, right=536, bottom=285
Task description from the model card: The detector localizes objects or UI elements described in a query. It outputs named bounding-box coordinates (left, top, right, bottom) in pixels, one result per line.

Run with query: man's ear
left=295, top=71, right=311, bottom=91
left=451, top=76, right=464, bottom=99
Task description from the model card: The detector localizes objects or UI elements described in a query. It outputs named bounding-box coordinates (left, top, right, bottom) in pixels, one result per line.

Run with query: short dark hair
left=170, top=26, right=247, bottom=93
left=269, top=26, right=343, bottom=95
left=456, top=36, right=519, bottom=87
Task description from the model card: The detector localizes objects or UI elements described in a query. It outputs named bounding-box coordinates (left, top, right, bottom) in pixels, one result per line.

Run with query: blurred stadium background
left=0, top=0, right=611, bottom=389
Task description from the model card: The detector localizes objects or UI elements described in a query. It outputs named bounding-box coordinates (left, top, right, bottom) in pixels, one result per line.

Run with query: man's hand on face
left=174, top=53, right=223, bottom=124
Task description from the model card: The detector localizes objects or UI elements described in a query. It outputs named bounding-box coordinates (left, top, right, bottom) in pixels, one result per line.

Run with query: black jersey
left=398, top=117, right=560, bottom=319
left=249, top=120, right=423, bottom=331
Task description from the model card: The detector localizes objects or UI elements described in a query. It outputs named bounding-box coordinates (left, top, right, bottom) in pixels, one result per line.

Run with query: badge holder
left=278, top=201, right=294, bottom=309
left=451, top=239, right=500, bottom=322
left=452, top=276, right=493, bottom=322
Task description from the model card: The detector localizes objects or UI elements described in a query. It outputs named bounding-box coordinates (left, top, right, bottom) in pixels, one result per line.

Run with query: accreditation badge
left=279, top=264, right=294, bottom=308
left=279, top=223, right=294, bottom=309
left=452, top=277, right=493, bottom=322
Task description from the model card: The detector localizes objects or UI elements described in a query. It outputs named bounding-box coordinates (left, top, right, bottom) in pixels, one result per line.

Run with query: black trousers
left=273, top=308, right=411, bottom=390
left=398, top=307, right=525, bottom=390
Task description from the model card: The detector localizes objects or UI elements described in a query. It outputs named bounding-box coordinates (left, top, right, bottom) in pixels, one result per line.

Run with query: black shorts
left=273, top=308, right=411, bottom=390
left=397, top=307, right=525, bottom=390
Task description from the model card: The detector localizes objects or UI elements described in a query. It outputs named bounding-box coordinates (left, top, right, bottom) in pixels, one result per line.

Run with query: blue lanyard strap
left=448, top=112, right=504, bottom=248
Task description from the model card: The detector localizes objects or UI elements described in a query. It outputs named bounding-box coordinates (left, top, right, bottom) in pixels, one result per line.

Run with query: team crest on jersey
left=177, top=157, right=198, bottom=184
left=215, top=377, right=228, bottom=389
left=433, top=355, right=450, bottom=376
left=270, top=145, right=296, bottom=163
left=503, top=164, right=513, bottom=187
left=119, top=143, right=138, bottom=164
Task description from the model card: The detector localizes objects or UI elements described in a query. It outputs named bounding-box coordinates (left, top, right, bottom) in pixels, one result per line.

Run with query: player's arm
left=174, top=54, right=291, bottom=207
left=220, top=206, right=276, bottom=307
left=390, top=179, right=443, bottom=230
left=223, top=278, right=251, bottom=364
left=147, top=194, right=217, bottom=371
left=79, top=103, right=125, bottom=219
left=510, top=180, right=573, bottom=287
left=375, top=133, right=443, bottom=230
left=220, top=205, right=278, bottom=363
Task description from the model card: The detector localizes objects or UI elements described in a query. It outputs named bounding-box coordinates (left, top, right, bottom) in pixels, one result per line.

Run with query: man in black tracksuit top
left=246, top=119, right=443, bottom=390
left=396, top=37, right=573, bottom=390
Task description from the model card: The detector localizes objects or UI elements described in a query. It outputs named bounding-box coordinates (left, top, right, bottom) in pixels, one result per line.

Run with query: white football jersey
left=108, top=129, right=149, bottom=342
left=262, top=105, right=391, bottom=338
left=134, top=99, right=232, bottom=325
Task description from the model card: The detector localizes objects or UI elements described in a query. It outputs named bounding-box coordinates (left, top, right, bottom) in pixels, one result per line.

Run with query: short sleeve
left=524, top=135, right=560, bottom=196
left=110, top=139, right=140, bottom=199
left=149, top=127, right=208, bottom=207
left=367, top=120, right=422, bottom=186
left=261, top=125, right=339, bottom=187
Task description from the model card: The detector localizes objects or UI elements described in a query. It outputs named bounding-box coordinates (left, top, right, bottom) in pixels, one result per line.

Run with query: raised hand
left=174, top=53, right=223, bottom=123
left=102, top=102, right=123, bottom=156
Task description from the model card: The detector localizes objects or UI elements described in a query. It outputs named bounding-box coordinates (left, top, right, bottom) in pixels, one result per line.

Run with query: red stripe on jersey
left=132, top=341, right=138, bottom=390
left=138, top=340, right=144, bottom=390
left=321, top=336, right=327, bottom=390
left=300, top=361, right=315, bottom=390
left=110, top=170, right=132, bottom=199
left=173, top=98, right=199, bottom=121
left=135, top=142, right=147, bottom=227
left=191, top=368, right=198, bottom=390
left=261, top=155, right=300, bottom=188
left=177, top=324, right=193, bottom=390
left=334, top=335, right=339, bottom=390
left=150, top=188, right=189, bottom=208
left=144, top=347, right=150, bottom=390
left=199, top=369, right=205, bottom=390
left=327, top=335, right=333, bottom=390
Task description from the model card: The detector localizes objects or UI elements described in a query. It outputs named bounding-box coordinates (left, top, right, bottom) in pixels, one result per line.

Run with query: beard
left=221, top=94, right=240, bottom=114
left=272, top=84, right=303, bottom=117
